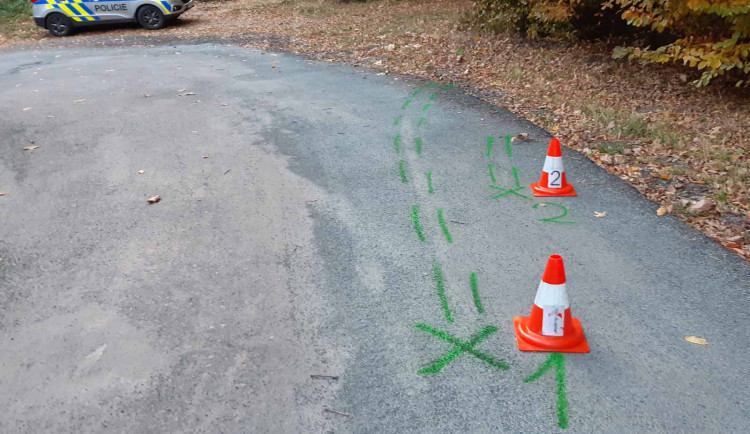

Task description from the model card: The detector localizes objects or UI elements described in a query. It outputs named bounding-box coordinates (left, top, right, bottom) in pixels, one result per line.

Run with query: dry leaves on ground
left=147, top=195, right=161, bottom=204
left=685, top=336, right=708, bottom=345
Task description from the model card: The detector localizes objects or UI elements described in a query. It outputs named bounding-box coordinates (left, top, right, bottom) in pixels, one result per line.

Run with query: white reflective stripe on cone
left=533, top=281, right=569, bottom=307
left=542, top=156, right=565, bottom=189
left=541, top=305, right=566, bottom=336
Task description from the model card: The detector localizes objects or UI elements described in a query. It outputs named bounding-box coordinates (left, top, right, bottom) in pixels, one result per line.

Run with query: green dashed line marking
left=402, top=99, right=412, bottom=109
left=505, top=135, right=513, bottom=158
left=470, top=272, right=484, bottom=314
left=524, top=353, right=569, bottom=429
left=415, top=137, right=423, bottom=155
left=432, top=261, right=453, bottom=323
left=512, top=166, right=521, bottom=188
left=423, top=103, right=431, bottom=112
left=437, top=208, right=453, bottom=244
left=412, top=205, right=426, bottom=242
left=399, top=160, right=408, bottom=183
left=487, top=136, right=495, bottom=157
left=394, top=134, right=401, bottom=153
left=488, top=163, right=497, bottom=184
left=429, top=93, right=437, bottom=100
left=417, top=117, right=426, bottom=126
left=427, top=170, right=434, bottom=194
left=394, top=115, right=402, bottom=126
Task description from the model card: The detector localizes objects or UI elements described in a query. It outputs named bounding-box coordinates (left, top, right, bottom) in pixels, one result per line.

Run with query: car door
left=86, top=0, right=135, bottom=22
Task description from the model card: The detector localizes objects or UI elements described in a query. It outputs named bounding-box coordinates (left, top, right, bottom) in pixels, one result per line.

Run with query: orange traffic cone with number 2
left=514, top=255, right=589, bottom=353
left=531, top=138, right=577, bottom=197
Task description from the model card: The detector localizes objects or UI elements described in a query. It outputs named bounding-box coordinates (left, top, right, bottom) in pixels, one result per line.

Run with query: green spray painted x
left=414, top=323, right=509, bottom=374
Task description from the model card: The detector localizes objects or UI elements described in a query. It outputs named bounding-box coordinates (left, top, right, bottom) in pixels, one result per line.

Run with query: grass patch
left=0, top=0, right=36, bottom=40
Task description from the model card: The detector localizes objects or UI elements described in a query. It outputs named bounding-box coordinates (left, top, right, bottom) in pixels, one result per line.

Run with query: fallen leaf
left=202, top=155, right=209, bottom=159
left=594, top=211, right=607, bottom=218
left=22, top=107, right=31, bottom=111
left=178, top=92, right=196, bottom=96
left=0, top=192, right=8, bottom=196
left=147, top=195, right=161, bottom=204
left=73, top=99, right=86, bottom=103
left=144, top=94, right=152, bottom=98
left=511, top=133, right=530, bottom=142
left=687, top=198, right=715, bottom=214
left=23, top=146, right=39, bottom=151
left=137, top=170, right=145, bottom=174
left=656, top=206, right=667, bottom=216
left=685, top=336, right=708, bottom=345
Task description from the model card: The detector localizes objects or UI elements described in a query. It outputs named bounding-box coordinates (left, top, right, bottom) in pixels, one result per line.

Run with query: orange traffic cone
left=530, top=139, right=577, bottom=197
left=514, top=255, right=589, bottom=353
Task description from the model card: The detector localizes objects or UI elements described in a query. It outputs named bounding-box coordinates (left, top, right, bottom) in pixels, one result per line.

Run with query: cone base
left=530, top=182, right=577, bottom=197
left=513, top=316, right=590, bottom=353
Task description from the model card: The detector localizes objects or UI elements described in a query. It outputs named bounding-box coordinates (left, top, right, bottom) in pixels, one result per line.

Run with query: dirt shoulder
left=2, top=0, right=748, bottom=260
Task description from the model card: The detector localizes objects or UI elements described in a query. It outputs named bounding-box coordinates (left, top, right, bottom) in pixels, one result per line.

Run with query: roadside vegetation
left=0, top=0, right=35, bottom=40
left=0, top=0, right=747, bottom=259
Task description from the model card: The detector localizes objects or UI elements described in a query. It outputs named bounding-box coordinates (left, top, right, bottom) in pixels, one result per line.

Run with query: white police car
left=31, top=0, right=194, bottom=36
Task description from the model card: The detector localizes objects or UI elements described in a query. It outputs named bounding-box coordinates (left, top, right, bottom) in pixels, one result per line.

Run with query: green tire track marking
left=470, top=272, right=484, bottom=314
left=414, top=323, right=508, bottom=374
left=486, top=136, right=495, bottom=157
left=432, top=261, right=454, bottom=323
left=417, top=116, right=426, bottom=127
left=427, top=170, right=435, bottom=194
left=415, top=137, right=423, bottom=155
left=411, top=205, right=426, bottom=242
left=524, top=353, right=569, bottom=429
left=512, top=166, right=521, bottom=188
left=437, top=209, right=453, bottom=244
left=422, top=103, right=431, bottom=112
left=394, top=115, right=402, bottom=126
left=402, top=99, right=412, bottom=109
left=488, top=163, right=497, bottom=184
left=411, top=82, right=438, bottom=98
left=505, top=135, right=513, bottom=158
left=399, top=160, right=408, bottom=183
left=394, top=134, right=401, bottom=153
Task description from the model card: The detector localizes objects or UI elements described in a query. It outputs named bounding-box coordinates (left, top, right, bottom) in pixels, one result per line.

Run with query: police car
left=31, top=0, right=195, bottom=36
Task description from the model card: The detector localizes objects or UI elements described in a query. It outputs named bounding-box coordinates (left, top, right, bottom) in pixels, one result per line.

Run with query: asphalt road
left=1, top=43, right=748, bottom=434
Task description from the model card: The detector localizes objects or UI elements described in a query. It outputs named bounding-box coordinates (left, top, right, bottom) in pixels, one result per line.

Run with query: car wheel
left=47, top=13, right=74, bottom=37
left=137, top=5, right=165, bottom=30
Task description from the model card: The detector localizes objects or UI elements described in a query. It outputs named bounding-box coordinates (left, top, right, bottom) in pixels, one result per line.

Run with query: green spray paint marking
left=394, top=115, right=402, bottom=126
left=512, top=166, right=522, bottom=188
left=437, top=209, right=453, bottom=244
left=432, top=261, right=453, bottom=323
left=411, top=205, right=426, bottom=242
left=414, top=323, right=508, bottom=374
left=458, top=48, right=463, bottom=56
left=429, top=93, right=437, bottom=101
left=411, top=82, right=438, bottom=98
left=394, top=134, right=402, bottom=153
left=533, top=202, right=577, bottom=225
left=489, top=184, right=532, bottom=200
left=402, top=99, right=412, bottom=109
left=399, top=160, right=408, bottom=183
left=488, top=163, right=497, bottom=184
left=423, top=103, right=432, bottom=112
left=505, top=135, right=513, bottom=158
left=486, top=136, right=495, bottom=157
left=427, top=171, right=434, bottom=194
left=524, top=353, right=569, bottom=429
left=417, top=116, right=427, bottom=127
left=415, top=137, right=423, bottom=155
left=441, top=83, right=455, bottom=91
left=470, top=273, right=484, bottom=314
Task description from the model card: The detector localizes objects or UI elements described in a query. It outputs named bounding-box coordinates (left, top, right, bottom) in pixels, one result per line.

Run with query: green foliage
left=0, top=0, right=31, bottom=22
left=472, top=0, right=750, bottom=86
